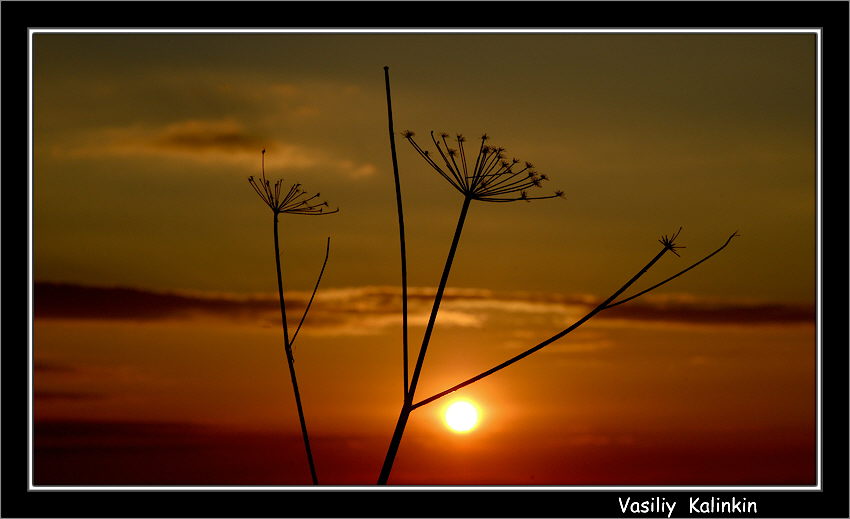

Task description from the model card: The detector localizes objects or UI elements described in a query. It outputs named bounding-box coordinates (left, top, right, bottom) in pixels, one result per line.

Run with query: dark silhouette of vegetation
left=377, top=67, right=738, bottom=485
left=383, top=67, right=410, bottom=399
left=248, top=150, right=338, bottom=485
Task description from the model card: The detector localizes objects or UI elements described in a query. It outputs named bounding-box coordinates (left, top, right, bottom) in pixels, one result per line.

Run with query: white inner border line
left=27, top=27, right=823, bottom=492
left=28, top=28, right=820, bottom=33
left=815, top=22, right=823, bottom=494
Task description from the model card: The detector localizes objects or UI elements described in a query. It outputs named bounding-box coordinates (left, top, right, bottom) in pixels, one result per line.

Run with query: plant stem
left=411, top=231, right=741, bottom=410
left=290, top=237, right=331, bottom=348
left=273, top=213, right=319, bottom=485
left=409, top=246, right=668, bottom=410
left=383, top=66, right=410, bottom=399
left=377, top=196, right=472, bottom=485
left=604, top=231, right=739, bottom=308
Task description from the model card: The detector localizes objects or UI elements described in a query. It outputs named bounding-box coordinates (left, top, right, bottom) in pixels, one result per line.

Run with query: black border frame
left=3, top=2, right=847, bottom=517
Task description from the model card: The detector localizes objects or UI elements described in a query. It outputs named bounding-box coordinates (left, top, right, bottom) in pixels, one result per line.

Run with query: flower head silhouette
left=248, top=150, right=339, bottom=214
left=378, top=69, right=739, bottom=486
left=377, top=129, right=564, bottom=483
left=659, top=226, right=686, bottom=257
left=403, top=131, right=563, bottom=202
left=246, top=148, right=337, bottom=485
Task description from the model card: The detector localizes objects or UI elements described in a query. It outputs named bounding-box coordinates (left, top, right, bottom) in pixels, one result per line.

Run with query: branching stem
left=377, top=196, right=472, bottom=484
left=290, top=237, right=331, bottom=349
left=273, top=213, right=319, bottom=485
left=410, top=231, right=739, bottom=410
left=605, top=231, right=739, bottom=308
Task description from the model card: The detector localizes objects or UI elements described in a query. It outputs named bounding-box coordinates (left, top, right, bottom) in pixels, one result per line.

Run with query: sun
left=443, top=400, right=480, bottom=433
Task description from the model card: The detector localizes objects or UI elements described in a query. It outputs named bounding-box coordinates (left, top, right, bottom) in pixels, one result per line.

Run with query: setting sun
left=444, top=400, right=480, bottom=433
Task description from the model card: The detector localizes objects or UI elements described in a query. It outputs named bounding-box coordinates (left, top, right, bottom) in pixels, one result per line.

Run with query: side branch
left=605, top=231, right=739, bottom=309
left=411, top=231, right=737, bottom=410
left=290, top=237, right=331, bottom=349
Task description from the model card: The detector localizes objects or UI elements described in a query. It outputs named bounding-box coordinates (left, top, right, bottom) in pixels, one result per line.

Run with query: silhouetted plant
left=248, top=149, right=337, bottom=485
left=383, top=67, right=410, bottom=399
left=377, top=67, right=738, bottom=484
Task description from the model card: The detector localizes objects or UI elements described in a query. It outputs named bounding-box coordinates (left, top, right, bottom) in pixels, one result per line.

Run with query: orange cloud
left=152, top=119, right=265, bottom=153
left=52, top=118, right=377, bottom=178
left=34, top=282, right=815, bottom=333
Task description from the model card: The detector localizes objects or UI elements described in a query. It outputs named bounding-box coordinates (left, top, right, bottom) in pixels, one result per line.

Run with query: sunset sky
left=32, top=32, right=816, bottom=486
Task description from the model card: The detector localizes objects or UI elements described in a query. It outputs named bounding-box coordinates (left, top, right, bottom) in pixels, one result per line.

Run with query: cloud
left=34, top=282, right=279, bottom=322
left=55, top=119, right=262, bottom=162
left=34, top=282, right=815, bottom=338
left=600, top=298, right=815, bottom=326
left=152, top=119, right=265, bottom=154
left=53, top=118, right=377, bottom=178
left=33, top=360, right=76, bottom=374
left=34, top=390, right=105, bottom=401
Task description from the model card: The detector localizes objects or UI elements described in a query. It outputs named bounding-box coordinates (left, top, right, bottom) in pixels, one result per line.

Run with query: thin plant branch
left=384, top=66, right=410, bottom=399
left=375, top=73, right=739, bottom=487
left=248, top=150, right=337, bottom=485
left=273, top=214, right=318, bottom=485
left=290, top=237, right=331, bottom=349
left=604, top=231, right=740, bottom=309
left=377, top=195, right=473, bottom=485
left=410, top=196, right=473, bottom=399
left=410, top=230, right=739, bottom=411
left=377, top=129, right=563, bottom=485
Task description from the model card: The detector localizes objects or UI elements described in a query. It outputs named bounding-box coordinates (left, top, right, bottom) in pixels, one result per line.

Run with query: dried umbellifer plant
left=248, top=149, right=338, bottom=485
left=378, top=67, right=738, bottom=485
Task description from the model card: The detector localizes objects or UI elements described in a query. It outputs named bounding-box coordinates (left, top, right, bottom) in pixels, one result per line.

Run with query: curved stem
left=411, top=231, right=738, bottom=410
left=273, top=213, right=319, bottom=485
left=412, top=245, right=670, bottom=410
left=377, top=196, right=472, bottom=484
left=605, top=231, right=739, bottom=308
left=290, top=237, right=331, bottom=349
left=384, top=66, right=410, bottom=399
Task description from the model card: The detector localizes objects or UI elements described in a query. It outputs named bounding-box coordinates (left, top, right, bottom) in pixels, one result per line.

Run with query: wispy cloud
left=52, top=118, right=377, bottom=178
left=152, top=119, right=265, bottom=154
left=34, top=282, right=815, bottom=336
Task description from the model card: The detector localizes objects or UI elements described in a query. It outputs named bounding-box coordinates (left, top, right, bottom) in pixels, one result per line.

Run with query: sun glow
left=444, top=400, right=480, bottom=433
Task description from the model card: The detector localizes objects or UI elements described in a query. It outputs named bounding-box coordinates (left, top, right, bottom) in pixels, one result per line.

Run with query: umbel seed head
left=659, top=227, right=686, bottom=256
left=403, top=130, right=565, bottom=203
left=248, top=150, right=339, bottom=215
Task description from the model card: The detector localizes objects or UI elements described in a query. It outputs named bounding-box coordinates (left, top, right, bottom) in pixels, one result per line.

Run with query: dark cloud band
left=33, top=281, right=814, bottom=327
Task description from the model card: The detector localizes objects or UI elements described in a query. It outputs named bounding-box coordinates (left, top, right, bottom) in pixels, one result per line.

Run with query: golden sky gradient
left=34, top=32, right=815, bottom=301
left=32, top=32, right=816, bottom=485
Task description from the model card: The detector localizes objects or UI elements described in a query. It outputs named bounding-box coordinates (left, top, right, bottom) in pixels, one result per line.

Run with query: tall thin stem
left=377, top=196, right=472, bottom=485
left=273, top=213, right=319, bottom=485
left=384, top=66, right=410, bottom=399
left=409, top=195, right=472, bottom=399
